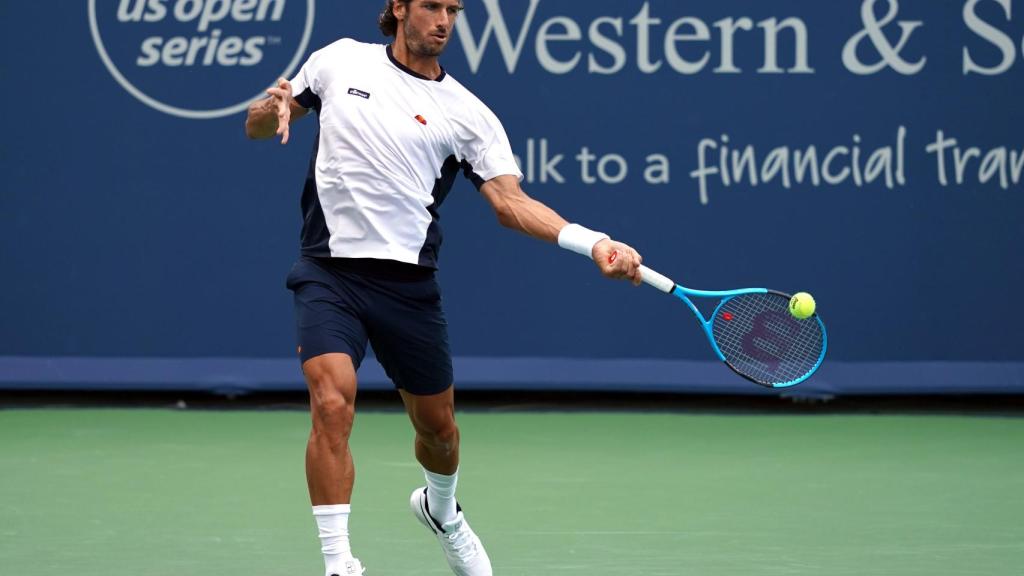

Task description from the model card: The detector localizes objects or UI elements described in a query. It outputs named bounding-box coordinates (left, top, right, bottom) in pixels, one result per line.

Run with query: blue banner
left=2, top=1, right=1022, bottom=392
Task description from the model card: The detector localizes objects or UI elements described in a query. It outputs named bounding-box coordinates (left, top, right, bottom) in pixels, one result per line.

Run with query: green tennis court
left=2, top=408, right=1022, bottom=575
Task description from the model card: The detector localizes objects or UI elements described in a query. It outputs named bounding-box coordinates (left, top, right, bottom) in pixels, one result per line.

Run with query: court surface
left=1, top=408, right=1022, bottom=575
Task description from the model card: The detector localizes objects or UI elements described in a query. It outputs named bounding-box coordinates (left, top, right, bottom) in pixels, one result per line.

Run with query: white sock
left=313, top=504, right=352, bottom=576
left=424, top=467, right=459, bottom=525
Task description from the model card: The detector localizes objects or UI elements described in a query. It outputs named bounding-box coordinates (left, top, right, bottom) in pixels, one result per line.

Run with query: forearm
left=480, top=175, right=641, bottom=283
left=499, top=190, right=641, bottom=284
left=495, top=193, right=568, bottom=243
left=480, top=175, right=567, bottom=242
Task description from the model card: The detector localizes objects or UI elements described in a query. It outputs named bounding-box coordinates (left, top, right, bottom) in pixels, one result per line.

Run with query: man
left=245, top=1, right=644, bottom=574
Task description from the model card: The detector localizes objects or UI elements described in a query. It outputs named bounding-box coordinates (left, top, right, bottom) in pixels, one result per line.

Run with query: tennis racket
left=614, top=253, right=827, bottom=388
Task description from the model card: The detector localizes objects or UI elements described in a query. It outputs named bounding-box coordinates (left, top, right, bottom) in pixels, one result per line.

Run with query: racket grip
left=639, top=265, right=675, bottom=294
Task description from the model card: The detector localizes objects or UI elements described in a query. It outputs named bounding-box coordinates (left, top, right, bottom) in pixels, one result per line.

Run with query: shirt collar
left=386, top=44, right=447, bottom=82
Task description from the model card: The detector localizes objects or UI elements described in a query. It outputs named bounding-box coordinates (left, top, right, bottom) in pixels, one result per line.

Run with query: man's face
left=396, top=0, right=462, bottom=57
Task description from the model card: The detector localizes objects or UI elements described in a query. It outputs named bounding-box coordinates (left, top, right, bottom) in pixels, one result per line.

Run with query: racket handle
left=638, top=265, right=676, bottom=293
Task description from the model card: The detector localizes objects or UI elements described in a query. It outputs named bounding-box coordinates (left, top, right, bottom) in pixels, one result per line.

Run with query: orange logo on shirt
left=415, top=115, right=427, bottom=125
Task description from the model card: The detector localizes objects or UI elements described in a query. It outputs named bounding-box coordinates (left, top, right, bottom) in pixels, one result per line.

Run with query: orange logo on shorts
left=415, top=115, right=427, bottom=125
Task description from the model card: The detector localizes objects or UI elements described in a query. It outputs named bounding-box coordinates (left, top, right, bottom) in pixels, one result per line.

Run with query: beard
left=403, top=20, right=450, bottom=57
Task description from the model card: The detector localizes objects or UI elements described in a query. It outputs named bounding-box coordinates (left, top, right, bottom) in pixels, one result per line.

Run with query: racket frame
left=639, top=265, right=828, bottom=388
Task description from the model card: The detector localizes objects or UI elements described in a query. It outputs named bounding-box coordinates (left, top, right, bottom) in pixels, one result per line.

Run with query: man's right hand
left=265, top=78, right=294, bottom=145
left=593, top=239, right=643, bottom=286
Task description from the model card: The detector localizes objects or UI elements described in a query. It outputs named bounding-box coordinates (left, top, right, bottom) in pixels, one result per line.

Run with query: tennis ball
left=789, top=292, right=816, bottom=319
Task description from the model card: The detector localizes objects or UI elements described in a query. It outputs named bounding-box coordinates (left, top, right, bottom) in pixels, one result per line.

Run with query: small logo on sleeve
left=414, top=114, right=427, bottom=125
left=348, top=88, right=370, bottom=99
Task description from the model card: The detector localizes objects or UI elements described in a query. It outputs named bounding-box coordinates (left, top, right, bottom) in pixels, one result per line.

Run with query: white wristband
left=558, top=223, right=609, bottom=260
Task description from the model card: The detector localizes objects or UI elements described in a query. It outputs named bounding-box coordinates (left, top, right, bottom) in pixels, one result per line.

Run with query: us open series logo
left=89, top=0, right=315, bottom=119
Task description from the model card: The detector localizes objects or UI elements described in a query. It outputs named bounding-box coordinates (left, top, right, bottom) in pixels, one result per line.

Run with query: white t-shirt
left=290, top=39, right=522, bottom=269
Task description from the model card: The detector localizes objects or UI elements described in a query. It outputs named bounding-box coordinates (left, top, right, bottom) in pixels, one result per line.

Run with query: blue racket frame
left=669, top=285, right=827, bottom=387
left=630, top=260, right=827, bottom=387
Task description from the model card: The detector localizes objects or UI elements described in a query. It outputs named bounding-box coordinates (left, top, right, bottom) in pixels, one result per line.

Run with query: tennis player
left=245, top=1, right=643, bottom=574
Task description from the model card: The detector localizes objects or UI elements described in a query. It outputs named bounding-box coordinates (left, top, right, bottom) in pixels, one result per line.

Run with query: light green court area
left=1, top=409, right=1022, bottom=575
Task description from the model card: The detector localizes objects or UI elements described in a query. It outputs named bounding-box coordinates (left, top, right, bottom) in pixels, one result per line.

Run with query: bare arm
left=245, top=78, right=309, bottom=144
left=478, top=174, right=567, bottom=242
left=479, top=175, right=643, bottom=284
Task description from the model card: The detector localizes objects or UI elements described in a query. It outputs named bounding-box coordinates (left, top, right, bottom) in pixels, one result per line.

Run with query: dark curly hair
left=378, top=0, right=411, bottom=37
left=379, top=0, right=464, bottom=37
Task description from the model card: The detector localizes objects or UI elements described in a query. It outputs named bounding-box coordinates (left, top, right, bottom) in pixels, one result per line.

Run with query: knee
left=307, top=374, right=355, bottom=437
left=311, top=389, right=353, bottom=428
left=415, top=416, right=459, bottom=450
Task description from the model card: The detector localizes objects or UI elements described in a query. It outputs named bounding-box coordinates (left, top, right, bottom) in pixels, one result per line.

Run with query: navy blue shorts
left=285, top=256, right=453, bottom=396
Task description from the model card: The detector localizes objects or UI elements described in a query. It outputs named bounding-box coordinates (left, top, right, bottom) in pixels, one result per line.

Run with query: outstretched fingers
left=276, top=102, right=290, bottom=145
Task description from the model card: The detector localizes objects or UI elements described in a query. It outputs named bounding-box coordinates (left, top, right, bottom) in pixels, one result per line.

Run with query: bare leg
left=404, top=386, right=492, bottom=574
left=304, top=353, right=358, bottom=504
left=400, top=386, right=459, bottom=474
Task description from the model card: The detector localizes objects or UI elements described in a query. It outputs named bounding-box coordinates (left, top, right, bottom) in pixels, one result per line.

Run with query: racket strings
left=712, top=293, right=825, bottom=386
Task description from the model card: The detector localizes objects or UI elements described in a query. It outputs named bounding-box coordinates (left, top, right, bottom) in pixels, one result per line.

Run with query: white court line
left=498, top=530, right=705, bottom=536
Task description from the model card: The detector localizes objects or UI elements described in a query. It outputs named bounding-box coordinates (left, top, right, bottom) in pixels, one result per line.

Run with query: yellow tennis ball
left=789, top=292, right=816, bottom=319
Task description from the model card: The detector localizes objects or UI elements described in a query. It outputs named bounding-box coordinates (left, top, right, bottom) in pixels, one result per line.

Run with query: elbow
left=493, top=204, right=517, bottom=229
left=482, top=178, right=529, bottom=230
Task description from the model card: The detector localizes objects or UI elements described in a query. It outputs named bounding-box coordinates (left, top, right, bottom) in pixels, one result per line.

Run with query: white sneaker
left=409, top=487, right=492, bottom=576
left=329, top=557, right=365, bottom=576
